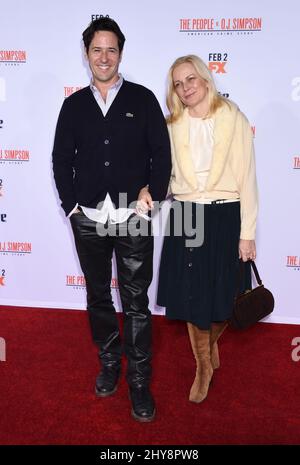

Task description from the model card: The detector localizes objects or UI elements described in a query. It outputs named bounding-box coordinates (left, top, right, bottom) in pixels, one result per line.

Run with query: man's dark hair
left=82, top=16, right=126, bottom=53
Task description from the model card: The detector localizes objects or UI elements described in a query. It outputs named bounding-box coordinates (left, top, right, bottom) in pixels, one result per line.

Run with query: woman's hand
left=136, top=186, right=154, bottom=214
left=239, top=239, right=256, bottom=262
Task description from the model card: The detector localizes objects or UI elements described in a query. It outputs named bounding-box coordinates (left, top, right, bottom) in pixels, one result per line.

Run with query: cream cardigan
left=168, top=101, right=258, bottom=240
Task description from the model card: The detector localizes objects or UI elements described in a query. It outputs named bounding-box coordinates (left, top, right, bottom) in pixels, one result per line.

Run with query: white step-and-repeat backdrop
left=0, top=0, right=299, bottom=324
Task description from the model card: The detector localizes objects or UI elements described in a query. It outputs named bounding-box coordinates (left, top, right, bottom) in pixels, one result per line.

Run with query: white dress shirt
left=189, top=114, right=214, bottom=193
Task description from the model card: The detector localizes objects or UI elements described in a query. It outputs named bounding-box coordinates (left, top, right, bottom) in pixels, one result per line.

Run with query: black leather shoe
left=95, top=366, right=120, bottom=397
left=129, top=386, right=156, bottom=422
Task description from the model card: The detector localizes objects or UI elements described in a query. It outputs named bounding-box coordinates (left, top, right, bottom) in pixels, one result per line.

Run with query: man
left=52, top=17, right=171, bottom=422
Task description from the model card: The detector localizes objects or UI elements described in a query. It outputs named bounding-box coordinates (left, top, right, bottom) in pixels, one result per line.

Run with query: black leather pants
left=70, top=212, right=153, bottom=388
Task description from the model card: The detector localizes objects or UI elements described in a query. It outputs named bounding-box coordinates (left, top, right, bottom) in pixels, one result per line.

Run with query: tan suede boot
left=210, top=321, right=228, bottom=369
left=187, top=323, right=213, bottom=403
left=187, top=323, right=200, bottom=401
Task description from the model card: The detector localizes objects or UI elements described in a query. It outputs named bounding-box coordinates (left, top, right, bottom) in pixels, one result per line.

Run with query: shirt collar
left=90, top=74, right=123, bottom=95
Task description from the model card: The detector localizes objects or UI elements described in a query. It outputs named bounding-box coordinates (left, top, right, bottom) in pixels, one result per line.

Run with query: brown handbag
left=230, top=260, right=274, bottom=330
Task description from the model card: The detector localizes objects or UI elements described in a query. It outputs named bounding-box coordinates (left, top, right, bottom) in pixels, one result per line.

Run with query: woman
left=157, top=55, right=258, bottom=403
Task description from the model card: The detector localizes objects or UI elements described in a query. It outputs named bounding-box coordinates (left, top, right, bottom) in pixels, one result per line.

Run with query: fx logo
left=208, top=53, right=228, bottom=74
left=208, top=62, right=227, bottom=74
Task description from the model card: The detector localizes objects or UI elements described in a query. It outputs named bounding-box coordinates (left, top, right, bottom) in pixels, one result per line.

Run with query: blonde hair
left=166, top=54, right=227, bottom=123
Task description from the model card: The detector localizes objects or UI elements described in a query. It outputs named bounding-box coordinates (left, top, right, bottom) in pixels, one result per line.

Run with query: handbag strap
left=236, top=260, right=263, bottom=296
left=249, top=260, right=262, bottom=286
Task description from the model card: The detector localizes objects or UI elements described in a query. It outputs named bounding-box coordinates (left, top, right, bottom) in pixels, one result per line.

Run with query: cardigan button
left=104, top=161, right=110, bottom=167
left=104, top=139, right=110, bottom=145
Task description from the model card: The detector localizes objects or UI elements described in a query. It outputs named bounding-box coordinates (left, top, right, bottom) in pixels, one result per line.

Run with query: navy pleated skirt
left=157, top=200, right=242, bottom=330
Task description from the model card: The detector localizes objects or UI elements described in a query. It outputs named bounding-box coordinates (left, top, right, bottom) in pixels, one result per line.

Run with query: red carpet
left=0, top=305, right=299, bottom=445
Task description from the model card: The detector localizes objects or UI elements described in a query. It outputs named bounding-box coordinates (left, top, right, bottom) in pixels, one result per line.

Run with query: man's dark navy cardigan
left=52, top=80, right=171, bottom=215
